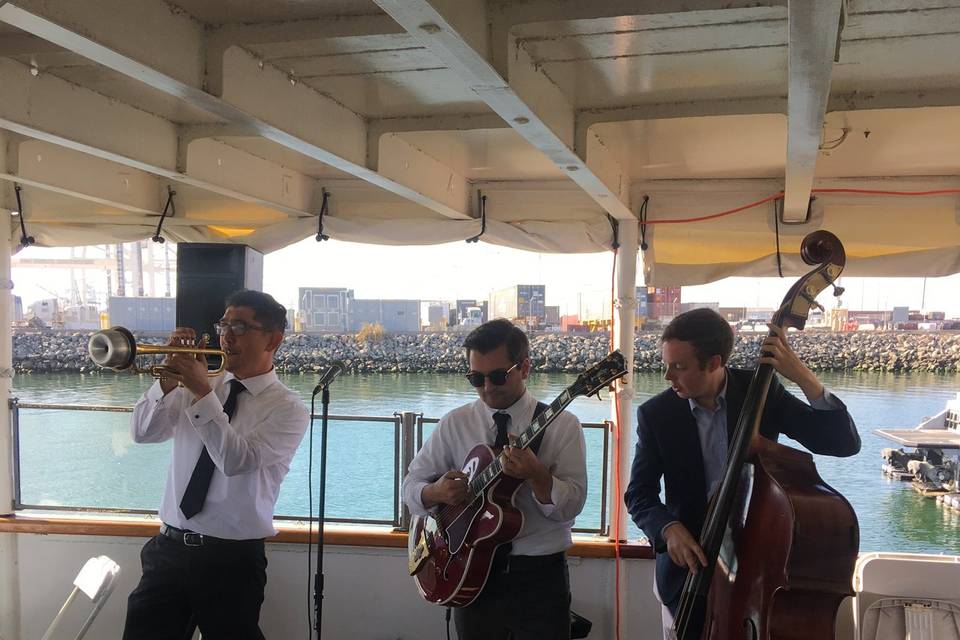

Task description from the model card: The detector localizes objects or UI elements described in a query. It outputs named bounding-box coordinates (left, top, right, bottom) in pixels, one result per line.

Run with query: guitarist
left=402, top=319, right=588, bottom=640
left=623, top=308, right=861, bottom=640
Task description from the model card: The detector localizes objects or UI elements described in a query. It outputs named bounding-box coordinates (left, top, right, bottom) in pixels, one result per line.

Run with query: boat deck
left=875, top=428, right=960, bottom=449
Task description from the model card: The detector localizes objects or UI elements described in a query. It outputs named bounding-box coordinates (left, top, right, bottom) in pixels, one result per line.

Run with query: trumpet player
left=122, top=290, right=308, bottom=640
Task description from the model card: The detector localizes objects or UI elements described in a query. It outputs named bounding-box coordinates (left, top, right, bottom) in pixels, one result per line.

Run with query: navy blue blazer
left=623, top=367, right=861, bottom=613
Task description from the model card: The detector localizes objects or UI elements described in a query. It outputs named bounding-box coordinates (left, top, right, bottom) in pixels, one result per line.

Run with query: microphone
left=312, top=361, right=345, bottom=394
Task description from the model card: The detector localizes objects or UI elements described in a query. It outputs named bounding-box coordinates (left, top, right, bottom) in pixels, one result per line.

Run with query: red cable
left=640, top=187, right=960, bottom=225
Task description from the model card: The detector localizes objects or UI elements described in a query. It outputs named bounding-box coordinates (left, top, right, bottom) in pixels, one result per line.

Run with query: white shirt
left=402, top=390, right=587, bottom=556
left=131, top=369, right=309, bottom=540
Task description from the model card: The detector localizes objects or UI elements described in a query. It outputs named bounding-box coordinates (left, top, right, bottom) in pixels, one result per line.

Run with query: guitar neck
left=467, top=388, right=578, bottom=496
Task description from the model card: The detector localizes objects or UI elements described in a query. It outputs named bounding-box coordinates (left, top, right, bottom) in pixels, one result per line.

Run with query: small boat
left=877, top=393, right=960, bottom=499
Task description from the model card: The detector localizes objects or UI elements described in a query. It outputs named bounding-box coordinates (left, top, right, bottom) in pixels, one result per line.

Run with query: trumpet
left=88, top=326, right=226, bottom=377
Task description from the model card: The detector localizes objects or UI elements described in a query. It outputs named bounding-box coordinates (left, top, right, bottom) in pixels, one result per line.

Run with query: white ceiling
left=0, top=0, right=958, bottom=282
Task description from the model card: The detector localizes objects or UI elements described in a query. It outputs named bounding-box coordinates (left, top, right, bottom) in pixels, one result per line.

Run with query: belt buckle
left=183, top=532, right=204, bottom=547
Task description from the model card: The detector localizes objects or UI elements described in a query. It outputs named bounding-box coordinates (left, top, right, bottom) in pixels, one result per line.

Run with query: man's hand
left=663, top=523, right=708, bottom=575
left=759, top=323, right=824, bottom=402
left=422, top=470, right=470, bottom=507
left=158, top=327, right=212, bottom=399
left=502, top=435, right=553, bottom=504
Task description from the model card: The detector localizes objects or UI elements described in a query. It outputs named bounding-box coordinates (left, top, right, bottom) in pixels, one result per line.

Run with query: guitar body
left=410, top=443, right=524, bottom=606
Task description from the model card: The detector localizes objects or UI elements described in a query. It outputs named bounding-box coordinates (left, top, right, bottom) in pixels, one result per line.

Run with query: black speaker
left=176, top=243, right=263, bottom=339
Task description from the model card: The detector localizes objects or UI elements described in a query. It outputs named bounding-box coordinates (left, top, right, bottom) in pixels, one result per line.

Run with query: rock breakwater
left=11, top=330, right=960, bottom=375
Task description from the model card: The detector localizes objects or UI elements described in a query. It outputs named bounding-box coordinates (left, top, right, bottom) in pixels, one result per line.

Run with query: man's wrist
left=530, top=468, right=554, bottom=503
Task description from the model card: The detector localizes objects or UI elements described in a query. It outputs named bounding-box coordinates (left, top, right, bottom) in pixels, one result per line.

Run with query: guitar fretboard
left=467, top=388, right=576, bottom=496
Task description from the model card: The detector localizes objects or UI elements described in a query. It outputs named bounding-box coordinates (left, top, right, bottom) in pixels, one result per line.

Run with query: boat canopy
left=0, top=0, right=958, bottom=284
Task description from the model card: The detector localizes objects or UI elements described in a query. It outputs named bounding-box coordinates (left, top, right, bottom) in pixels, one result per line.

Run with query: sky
left=10, top=238, right=960, bottom=319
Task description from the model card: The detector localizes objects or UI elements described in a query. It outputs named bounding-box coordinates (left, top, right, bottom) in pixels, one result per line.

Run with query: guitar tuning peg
left=832, top=284, right=845, bottom=297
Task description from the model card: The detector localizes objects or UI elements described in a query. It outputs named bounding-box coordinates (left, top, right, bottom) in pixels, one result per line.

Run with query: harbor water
left=13, top=370, right=960, bottom=555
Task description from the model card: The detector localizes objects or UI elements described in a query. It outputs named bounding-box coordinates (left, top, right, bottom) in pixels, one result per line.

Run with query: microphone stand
left=313, top=382, right=330, bottom=639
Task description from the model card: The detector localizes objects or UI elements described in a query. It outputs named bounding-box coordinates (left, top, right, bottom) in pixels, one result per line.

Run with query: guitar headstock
left=571, top=351, right=628, bottom=399
left=773, top=230, right=846, bottom=331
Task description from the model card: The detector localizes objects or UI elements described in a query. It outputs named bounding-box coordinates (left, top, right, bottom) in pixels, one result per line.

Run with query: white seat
left=41, top=555, right=120, bottom=640
left=854, top=552, right=960, bottom=640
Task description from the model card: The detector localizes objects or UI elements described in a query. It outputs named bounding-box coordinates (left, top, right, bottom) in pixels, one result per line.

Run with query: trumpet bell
left=88, top=326, right=137, bottom=371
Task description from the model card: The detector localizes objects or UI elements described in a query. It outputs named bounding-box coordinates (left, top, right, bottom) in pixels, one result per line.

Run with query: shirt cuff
left=185, top=389, right=222, bottom=428
left=145, top=380, right=168, bottom=404
left=532, top=476, right=563, bottom=517
left=660, top=520, right=681, bottom=540
left=810, top=387, right=842, bottom=411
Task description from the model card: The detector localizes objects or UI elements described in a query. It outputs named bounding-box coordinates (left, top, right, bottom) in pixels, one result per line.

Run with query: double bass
left=673, top=230, right=860, bottom=640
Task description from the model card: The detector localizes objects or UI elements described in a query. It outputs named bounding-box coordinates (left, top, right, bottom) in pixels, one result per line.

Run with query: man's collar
left=688, top=368, right=728, bottom=413
left=483, top=390, right=534, bottom=429
left=226, top=367, right=277, bottom=396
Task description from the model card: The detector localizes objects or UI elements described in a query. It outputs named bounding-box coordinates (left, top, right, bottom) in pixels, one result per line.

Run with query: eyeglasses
left=465, top=363, right=519, bottom=388
left=214, top=321, right=268, bottom=336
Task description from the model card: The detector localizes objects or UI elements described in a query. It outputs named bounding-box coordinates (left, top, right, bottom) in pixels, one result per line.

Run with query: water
left=12, top=370, right=960, bottom=555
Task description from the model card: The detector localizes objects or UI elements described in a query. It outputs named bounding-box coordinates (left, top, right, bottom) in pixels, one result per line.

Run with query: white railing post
left=608, top=220, right=637, bottom=638
left=0, top=187, right=20, bottom=639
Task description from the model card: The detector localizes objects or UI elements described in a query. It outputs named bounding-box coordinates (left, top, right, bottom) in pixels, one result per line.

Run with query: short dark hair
left=661, top=308, right=733, bottom=367
left=224, top=289, right=287, bottom=333
left=463, top=318, right=529, bottom=364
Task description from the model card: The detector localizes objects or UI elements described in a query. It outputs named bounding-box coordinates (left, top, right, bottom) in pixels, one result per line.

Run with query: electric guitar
left=407, top=351, right=628, bottom=606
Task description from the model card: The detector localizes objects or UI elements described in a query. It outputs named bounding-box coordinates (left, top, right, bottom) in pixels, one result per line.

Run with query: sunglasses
left=465, top=363, right=519, bottom=388
left=214, top=321, right=268, bottom=336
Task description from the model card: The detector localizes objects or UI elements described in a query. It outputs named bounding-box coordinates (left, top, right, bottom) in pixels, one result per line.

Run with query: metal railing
left=10, top=399, right=612, bottom=535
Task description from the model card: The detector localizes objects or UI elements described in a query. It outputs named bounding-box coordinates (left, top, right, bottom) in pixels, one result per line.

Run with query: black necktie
left=179, top=379, right=244, bottom=519
left=493, top=412, right=510, bottom=449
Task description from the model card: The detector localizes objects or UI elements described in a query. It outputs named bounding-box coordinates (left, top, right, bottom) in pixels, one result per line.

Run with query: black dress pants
left=122, top=533, right=267, bottom=640
left=454, top=552, right=571, bottom=640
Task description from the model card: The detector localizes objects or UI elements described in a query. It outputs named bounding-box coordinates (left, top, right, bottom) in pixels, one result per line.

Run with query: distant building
left=299, top=287, right=353, bottom=332
left=455, top=299, right=489, bottom=325
left=108, top=296, right=175, bottom=333
left=639, top=286, right=681, bottom=321
left=29, top=298, right=59, bottom=325
left=11, top=295, right=22, bottom=322
left=634, top=286, right=648, bottom=318
left=545, top=305, right=560, bottom=326
left=680, top=302, right=719, bottom=314
left=426, top=302, right=450, bottom=330
left=489, top=285, right=545, bottom=327
left=63, top=304, right=102, bottom=331
left=744, top=307, right=775, bottom=322
left=718, top=307, right=747, bottom=323
left=351, top=299, right=420, bottom=333
left=461, top=306, right=484, bottom=328
left=892, top=306, right=910, bottom=325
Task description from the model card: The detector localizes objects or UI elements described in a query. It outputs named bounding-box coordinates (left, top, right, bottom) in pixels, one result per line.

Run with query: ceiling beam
left=204, top=14, right=405, bottom=96
left=0, top=0, right=474, bottom=220
left=783, top=0, right=844, bottom=222
left=374, top=0, right=634, bottom=220
left=366, top=113, right=507, bottom=170
left=0, top=31, right=62, bottom=56
left=489, top=0, right=787, bottom=77
left=0, top=57, right=317, bottom=219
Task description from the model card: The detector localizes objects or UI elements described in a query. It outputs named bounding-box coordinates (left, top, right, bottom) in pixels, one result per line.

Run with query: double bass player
left=624, top=308, right=861, bottom=639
